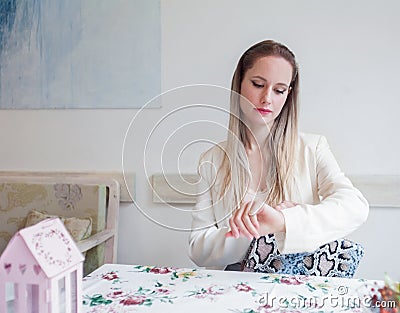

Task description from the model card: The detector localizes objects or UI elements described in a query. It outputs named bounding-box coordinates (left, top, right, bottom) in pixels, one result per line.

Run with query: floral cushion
left=25, top=209, right=92, bottom=242
left=0, top=182, right=108, bottom=275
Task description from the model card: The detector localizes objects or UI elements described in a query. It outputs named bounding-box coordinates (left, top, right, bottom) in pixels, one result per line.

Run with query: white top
left=188, top=133, right=369, bottom=269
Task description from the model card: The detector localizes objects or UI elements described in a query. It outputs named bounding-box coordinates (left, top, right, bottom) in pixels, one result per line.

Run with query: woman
left=188, top=40, right=369, bottom=277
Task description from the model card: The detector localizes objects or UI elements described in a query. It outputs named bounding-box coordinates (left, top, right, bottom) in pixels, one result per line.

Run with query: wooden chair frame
left=0, top=172, right=120, bottom=269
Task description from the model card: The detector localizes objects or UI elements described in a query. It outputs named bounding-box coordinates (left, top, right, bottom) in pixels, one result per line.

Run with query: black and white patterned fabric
left=242, top=234, right=364, bottom=278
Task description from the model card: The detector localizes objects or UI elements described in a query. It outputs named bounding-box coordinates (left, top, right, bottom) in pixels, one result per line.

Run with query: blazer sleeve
left=279, top=135, right=369, bottom=254
left=188, top=152, right=252, bottom=269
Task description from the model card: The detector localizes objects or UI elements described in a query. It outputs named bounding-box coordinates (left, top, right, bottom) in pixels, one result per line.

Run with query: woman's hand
left=225, top=200, right=297, bottom=239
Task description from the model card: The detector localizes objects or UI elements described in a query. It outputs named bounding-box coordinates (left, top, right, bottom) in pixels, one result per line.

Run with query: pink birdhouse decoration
left=0, top=218, right=84, bottom=313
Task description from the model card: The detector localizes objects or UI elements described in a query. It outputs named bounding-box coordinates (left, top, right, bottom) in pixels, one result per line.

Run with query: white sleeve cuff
left=274, top=232, right=286, bottom=253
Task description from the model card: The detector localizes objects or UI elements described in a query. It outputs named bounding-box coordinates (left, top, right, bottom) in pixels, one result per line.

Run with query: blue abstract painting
left=0, top=0, right=161, bottom=109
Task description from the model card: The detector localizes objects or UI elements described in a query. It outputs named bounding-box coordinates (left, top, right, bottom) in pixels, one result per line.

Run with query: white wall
left=0, top=0, right=399, bottom=280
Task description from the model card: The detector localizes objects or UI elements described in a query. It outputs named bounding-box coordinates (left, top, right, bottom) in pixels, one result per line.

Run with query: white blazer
left=188, top=133, right=369, bottom=269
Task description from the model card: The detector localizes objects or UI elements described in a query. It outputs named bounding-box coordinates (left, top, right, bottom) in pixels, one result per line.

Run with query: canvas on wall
left=0, top=0, right=161, bottom=109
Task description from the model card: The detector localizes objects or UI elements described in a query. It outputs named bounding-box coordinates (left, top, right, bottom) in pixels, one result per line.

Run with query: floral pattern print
left=186, top=285, right=226, bottom=299
left=260, top=274, right=331, bottom=294
left=101, top=271, right=119, bottom=281
left=82, top=264, right=384, bottom=313
left=54, top=184, right=82, bottom=210
left=235, top=282, right=254, bottom=292
left=132, top=264, right=210, bottom=282
left=83, top=294, right=112, bottom=306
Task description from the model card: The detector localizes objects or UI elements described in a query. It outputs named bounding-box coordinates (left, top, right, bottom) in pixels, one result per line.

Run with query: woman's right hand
left=225, top=200, right=291, bottom=239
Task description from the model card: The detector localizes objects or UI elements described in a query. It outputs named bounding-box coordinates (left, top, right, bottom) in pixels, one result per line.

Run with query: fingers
left=247, top=214, right=260, bottom=238
left=227, top=200, right=291, bottom=238
left=225, top=230, right=235, bottom=238
left=228, top=212, right=240, bottom=239
left=232, top=202, right=254, bottom=239
left=249, top=212, right=260, bottom=230
left=248, top=202, right=262, bottom=216
left=226, top=202, right=262, bottom=239
left=242, top=202, right=260, bottom=238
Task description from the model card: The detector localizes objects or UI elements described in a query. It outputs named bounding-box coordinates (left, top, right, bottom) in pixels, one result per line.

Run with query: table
left=82, top=264, right=388, bottom=313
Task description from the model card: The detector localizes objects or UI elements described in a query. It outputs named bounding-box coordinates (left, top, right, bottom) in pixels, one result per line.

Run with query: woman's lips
left=256, top=108, right=272, bottom=115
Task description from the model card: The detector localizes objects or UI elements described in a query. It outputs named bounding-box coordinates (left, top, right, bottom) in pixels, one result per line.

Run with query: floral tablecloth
left=82, top=264, right=387, bottom=313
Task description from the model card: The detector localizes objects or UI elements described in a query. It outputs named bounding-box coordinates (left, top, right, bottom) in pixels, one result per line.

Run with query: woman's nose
left=261, top=89, right=272, bottom=104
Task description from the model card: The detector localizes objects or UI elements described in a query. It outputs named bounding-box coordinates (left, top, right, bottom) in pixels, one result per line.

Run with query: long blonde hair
left=219, top=40, right=299, bottom=209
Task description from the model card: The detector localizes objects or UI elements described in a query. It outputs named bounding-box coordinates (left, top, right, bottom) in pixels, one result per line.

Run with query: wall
left=0, top=0, right=399, bottom=280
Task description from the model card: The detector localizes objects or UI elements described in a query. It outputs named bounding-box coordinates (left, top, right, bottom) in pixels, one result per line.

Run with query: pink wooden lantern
left=0, top=218, right=84, bottom=313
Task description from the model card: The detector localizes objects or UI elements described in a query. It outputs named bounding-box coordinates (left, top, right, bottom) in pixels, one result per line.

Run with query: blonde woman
left=188, top=40, right=369, bottom=277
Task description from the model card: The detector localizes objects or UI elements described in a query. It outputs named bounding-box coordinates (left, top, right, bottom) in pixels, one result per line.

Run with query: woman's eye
left=251, top=81, right=264, bottom=88
left=275, top=89, right=286, bottom=94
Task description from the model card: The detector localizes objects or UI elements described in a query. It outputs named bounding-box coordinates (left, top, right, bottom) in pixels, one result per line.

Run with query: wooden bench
left=0, top=173, right=120, bottom=275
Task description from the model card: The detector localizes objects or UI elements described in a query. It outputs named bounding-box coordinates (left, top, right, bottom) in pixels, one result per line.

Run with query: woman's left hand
left=225, top=200, right=297, bottom=239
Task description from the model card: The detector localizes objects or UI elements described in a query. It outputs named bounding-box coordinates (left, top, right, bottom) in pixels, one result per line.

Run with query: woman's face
left=239, top=56, right=293, bottom=128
